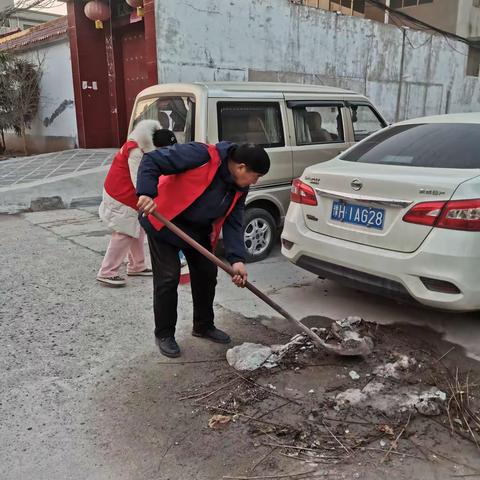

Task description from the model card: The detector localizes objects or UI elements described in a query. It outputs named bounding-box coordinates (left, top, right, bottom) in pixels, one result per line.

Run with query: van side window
left=133, top=96, right=195, bottom=143
left=293, top=106, right=344, bottom=145
left=349, top=104, right=386, bottom=141
left=217, top=102, right=285, bottom=148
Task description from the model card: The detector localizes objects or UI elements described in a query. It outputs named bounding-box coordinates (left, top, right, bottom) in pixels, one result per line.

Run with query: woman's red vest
left=103, top=140, right=139, bottom=210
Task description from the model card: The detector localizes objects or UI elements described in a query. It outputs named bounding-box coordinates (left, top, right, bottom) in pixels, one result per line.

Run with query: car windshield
left=341, top=123, right=480, bottom=169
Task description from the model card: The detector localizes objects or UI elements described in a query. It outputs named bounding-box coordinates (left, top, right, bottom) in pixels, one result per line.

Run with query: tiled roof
left=0, top=16, right=68, bottom=52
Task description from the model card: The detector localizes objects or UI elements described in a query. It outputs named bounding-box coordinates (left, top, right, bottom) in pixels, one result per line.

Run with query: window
left=217, top=102, right=285, bottom=148
left=349, top=104, right=386, bottom=141
left=467, top=46, right=480, bottom=77
left=331, top=0, right=365, bottom=13
left=133, top=96, right=195, bottom=143
left=299, top=0, right=365, bottom=13
left=342, top=123, right=480, bottom=169
left=391, top=0, right=432, bottom=7
left=292, top=105, right=344, bottom=145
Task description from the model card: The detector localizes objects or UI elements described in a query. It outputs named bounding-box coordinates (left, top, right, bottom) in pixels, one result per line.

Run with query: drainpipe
left=445, top=90, right=451, bottom=114
left=395, top=26, right=407, bottom=122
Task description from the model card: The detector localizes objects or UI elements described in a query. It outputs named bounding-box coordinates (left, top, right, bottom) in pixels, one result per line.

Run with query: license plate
left=331, top=200, right=385, bottom=230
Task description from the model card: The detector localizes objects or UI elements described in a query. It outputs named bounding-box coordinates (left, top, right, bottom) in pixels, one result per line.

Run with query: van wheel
left=243, top=208, right=276, bottom=263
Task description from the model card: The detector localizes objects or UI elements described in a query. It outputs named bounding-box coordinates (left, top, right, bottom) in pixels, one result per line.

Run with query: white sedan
left=281, top=112, right=480, bottom=311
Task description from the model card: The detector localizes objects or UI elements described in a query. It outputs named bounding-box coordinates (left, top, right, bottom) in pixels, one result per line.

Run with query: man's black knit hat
left=153, top=129, right=177, bottom=148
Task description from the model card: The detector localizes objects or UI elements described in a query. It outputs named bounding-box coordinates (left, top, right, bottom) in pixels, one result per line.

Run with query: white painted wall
left=6, top=38, right=77, bottom=153
left=154, top=0, right=480, bottom=123
left=21, top=39, right=77, bottom=141
left=457, top=0, right=480, bottom=39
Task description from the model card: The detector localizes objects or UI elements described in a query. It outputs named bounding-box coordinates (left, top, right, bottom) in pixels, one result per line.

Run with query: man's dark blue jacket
left=136, top=141, right=247, bottom=264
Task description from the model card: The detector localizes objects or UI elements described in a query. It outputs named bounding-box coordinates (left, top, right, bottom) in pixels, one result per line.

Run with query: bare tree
left=0, top=52, right=42, bottom=155
left=0, top=0, right=60, bottom=28
left=0, top=52, right=13, bottom=153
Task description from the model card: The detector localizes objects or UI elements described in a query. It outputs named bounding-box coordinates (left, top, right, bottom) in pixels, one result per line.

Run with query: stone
left=226, top=343, right=275, bottom=371
left=30, top=196, right=65, bottom=211
left=349, top=370, right=360, bottom=380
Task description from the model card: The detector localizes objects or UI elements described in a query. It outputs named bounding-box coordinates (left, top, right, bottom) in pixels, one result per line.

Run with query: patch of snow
left=335, top=383, right=446, bottom=415
left=374, top=355, right=417, bottom=379
left=335, top=316, right=362, bottom=328
left=362, top=381, right=385, bottom=395
left=335, top=388, right=367, bottom=408
left=343, top=331, right=363, bottom=342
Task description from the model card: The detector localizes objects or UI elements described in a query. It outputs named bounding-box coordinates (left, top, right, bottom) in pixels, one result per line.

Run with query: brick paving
left=0, top=149, right=115, bottom=188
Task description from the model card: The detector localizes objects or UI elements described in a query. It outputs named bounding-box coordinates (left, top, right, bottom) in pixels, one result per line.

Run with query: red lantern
left=84, top=0, right=110, bottom=29
left=125, top=0, right=144, bottom=17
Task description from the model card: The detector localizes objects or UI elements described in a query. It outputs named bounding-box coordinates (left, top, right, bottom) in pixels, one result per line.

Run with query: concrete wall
left=154, top=0, right=480, bottom=123
left=5, top=39, right=78, bottom=154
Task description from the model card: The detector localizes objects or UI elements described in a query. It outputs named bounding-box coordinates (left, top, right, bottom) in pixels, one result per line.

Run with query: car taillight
left=437, top=199, right=480, bottom=231
left=403, top=199, right=480, bottom=231
left=291, top=179, right=317, bottom=206
left=403, top=201, right=446, bottom=226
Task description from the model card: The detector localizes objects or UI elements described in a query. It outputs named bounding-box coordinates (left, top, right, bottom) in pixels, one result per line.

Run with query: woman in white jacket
left=97, top=120, right=177, bottom=287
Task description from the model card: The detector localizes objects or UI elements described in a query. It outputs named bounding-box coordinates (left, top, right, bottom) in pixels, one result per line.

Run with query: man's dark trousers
left=147, top=234, right=218, bottom=338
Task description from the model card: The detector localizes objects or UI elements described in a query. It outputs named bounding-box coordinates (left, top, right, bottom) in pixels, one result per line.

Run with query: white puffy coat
left=98, top=119, right=161, bottom=238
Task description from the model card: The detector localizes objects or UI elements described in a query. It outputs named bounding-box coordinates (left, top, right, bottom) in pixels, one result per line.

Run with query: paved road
left=0, top=150, right=114, bottom=188
left=1, top=207, right=480, bottom=479
left=0, top=150, right=115, bottom=213
left=11, top=206, right=480, bottom=360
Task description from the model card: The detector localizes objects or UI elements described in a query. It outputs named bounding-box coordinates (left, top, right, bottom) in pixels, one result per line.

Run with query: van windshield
left=133, top=96, right=195, bottom=143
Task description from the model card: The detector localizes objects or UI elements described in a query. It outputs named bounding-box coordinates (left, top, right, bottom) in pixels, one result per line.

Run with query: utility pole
left=395, top=26, right=408, bottom=122
left=384, top=0, right=390, bottom=24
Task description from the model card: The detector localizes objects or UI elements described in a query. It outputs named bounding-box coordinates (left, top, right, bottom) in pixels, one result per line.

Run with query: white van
left=130, top=82, right=387, bottom=262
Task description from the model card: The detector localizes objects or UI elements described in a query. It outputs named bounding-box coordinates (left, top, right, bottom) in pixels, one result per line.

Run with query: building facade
left=0, top=17, right=78, bottom=153
left=299, top=0, right=480, bottom=39
left=66, top=0, right=157, bottom=148
left=2, top=0, right=480, bottom=152
left=0, top=0, right=62, bottom=35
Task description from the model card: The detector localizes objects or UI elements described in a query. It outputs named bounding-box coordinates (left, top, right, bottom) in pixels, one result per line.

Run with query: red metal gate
left=121, top=22, right=151, bottom=125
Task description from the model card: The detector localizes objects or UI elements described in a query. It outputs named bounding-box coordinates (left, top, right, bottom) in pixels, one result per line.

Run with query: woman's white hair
left=128, top=119, right=161, bottom=153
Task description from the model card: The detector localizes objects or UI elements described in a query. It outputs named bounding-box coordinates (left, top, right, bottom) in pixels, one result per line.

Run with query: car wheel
left=243, top=208, right=276, bottom=263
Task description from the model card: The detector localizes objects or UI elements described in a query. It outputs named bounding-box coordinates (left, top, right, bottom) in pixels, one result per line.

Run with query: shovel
left=150, top=210, right=372, bottom=357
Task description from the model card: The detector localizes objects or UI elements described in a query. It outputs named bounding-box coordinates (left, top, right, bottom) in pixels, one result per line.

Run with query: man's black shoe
left=192, top=327, right=231, bottom=344
left=155, top=336, right=181, bottom=358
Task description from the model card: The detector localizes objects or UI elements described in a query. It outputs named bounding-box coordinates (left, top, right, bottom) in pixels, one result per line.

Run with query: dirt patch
left=178, top=319, right=480, bottom=479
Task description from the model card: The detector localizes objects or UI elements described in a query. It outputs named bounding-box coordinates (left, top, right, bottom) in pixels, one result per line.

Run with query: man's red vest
left=103, top=140, right=139, bottom=210
left=148, top=144, right=244, bottom=247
